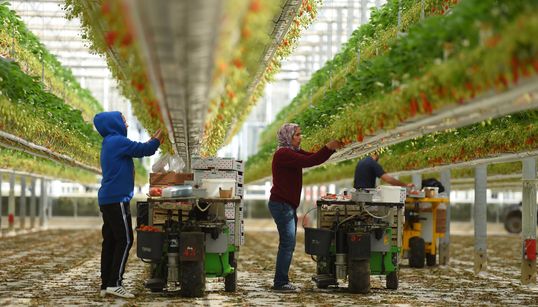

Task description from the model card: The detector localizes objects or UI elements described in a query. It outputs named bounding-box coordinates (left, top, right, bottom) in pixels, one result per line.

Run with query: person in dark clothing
left=93, top=111, right=163, bottom=298
left=353, top=153, right=413, bottom=189
left=269, top=123, right=342, bottom=291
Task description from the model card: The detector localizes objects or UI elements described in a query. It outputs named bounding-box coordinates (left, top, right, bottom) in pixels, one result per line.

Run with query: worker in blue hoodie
left=93, top=111, right=163, bottom=298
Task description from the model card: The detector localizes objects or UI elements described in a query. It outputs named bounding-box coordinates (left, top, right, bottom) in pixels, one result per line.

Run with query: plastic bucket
left=304, top=227, right=333, bottom=256
left=202, top=178, right=236, bottom=198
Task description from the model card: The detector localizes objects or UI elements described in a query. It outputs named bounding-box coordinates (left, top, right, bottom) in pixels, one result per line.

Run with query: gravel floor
left=0, top=224, right=537, bottom=306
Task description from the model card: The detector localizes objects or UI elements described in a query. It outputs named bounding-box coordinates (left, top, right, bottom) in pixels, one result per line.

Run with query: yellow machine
left=402, top=195, right=449, bottom=267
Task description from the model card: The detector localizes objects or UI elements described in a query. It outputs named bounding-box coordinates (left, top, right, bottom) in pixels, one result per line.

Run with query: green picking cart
left=136, top=196, right=243, bottom=297
left=305, top=193, right=404, bottom=294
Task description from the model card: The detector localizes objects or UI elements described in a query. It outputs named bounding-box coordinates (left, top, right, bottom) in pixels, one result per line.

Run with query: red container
left=525, top=239, right=536, bottom=261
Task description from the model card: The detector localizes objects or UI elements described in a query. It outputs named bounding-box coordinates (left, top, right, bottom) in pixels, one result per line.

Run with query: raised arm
left=119, top=137, right=160, bottom=158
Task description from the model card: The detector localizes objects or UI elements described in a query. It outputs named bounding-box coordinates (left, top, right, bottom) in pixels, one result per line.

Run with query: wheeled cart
left=305, top=196, right=404, bottom=294
left=136, top=196, right=244, bottom=297
left=402, top=196, right=449, bottom=268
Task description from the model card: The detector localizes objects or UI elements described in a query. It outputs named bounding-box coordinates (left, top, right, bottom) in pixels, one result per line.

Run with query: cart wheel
left=225, top=253, right=237, bottom=292
left=180, top=260, right=205, bottom=297
left=409, top=236, right=425, bottom=268
left=386, top=271, right=398, bottom=290
left=348, top=259, right=370, bottom=294
left=426, top=253, right=436, bottom=266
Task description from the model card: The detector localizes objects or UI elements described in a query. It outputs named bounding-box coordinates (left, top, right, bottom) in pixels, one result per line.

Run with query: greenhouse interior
left=0, top=0, right=537, bottom=305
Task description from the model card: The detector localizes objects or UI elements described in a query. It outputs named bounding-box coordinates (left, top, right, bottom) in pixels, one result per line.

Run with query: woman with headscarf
left=269, top=123, right=342, bottom=291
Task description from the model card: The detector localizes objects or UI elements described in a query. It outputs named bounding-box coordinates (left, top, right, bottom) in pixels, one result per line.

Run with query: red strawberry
left=410, top=98, right=418, bottom=117
left=120, top=32, right=133, bottom=47
left=232, top=58, right=243, bottom=69
left=249, top=0, right=261, bottom=12
left=105, top=31, right=118, bottom=47
left=101, top=2, right=111, bottom=15
left=420, top=92, right=433, bottom=114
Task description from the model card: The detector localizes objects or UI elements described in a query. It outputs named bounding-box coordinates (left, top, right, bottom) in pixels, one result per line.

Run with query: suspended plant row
left=0, top=147, right=98, bottom=185
left=63, top=0, right=316, bottom=156
left=0, top=3, right=102, bottom=122
left=245, top=0, right=538, bottom=182
left=258, top=0, right=459, bottom=148
left=201, top=0, right=321, bottom=156
left=297, top=111, right=538, bottom=186
left=304, top=158, right=526, bottom=187
left=0, top=147, right=148, bottom=186
left=63, top=0, right=172, bottom=153
left=0, top=59, right=101, bottom=169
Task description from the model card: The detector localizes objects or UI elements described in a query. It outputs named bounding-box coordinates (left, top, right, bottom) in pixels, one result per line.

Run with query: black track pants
left=100, top=202, right=133, bottom=289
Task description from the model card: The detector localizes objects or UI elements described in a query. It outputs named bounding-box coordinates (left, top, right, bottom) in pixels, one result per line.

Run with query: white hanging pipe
left=0, top=130, right=101, bottom=174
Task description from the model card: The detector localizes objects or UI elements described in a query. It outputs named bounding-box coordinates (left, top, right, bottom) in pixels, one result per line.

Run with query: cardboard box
left=194, top=169, right=244, bottom=185
left=191, top=156, right=244, bottom=172
left=149, top=172, right=194, bottom=186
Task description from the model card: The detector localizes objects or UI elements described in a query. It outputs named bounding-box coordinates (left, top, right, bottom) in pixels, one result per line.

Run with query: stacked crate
left=192, top=156, right=245, bottom=246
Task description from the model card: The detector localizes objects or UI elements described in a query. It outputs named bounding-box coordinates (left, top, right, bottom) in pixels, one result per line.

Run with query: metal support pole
left=8, top=173, right=15, bottom=232
left=439, top=169, right=451, bottom=265
left=346, top=0, right=354, bottom=37
left=30, top=177, right=36, bottom=229
left=360, top=0, right=368, bottom=24
left=74, top=198, right=78, bottom=219
left=39, top=178, right=46, bottom=228
left=474, top=165, right=488, bottom=274
left=326, top=22, right=333, bottom=60
left=20, top=176, right=26, bottom=229
left=521, top=158, right=537, bottom=284
left=336, top=8, right=343, bottom=48
left=412, top=173, right=422, bottom=190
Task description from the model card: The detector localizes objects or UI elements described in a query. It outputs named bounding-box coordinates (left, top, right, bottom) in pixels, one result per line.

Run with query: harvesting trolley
left=304, top=188, right=405, bottom=294
left=136, top=196, right=243, bottom=297
left=402, top=189, right=449, bottom=268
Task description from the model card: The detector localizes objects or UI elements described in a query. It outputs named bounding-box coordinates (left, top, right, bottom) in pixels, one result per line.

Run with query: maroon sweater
left=270, top=146, right=335, bottom=209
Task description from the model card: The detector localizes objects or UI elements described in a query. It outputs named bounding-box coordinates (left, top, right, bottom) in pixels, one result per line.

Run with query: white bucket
left=201, top=178, right=236, bottom=198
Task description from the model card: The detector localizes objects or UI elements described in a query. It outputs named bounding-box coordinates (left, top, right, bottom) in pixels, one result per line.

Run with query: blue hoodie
left=94, top=111, right=160, bottom=205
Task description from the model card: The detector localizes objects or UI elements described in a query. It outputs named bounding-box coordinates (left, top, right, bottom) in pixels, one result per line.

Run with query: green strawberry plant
left=0, top=3, right=103, bottom=122
left=0, top=58, right=101, bottom=169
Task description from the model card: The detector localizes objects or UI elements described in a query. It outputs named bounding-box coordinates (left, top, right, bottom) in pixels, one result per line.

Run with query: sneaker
left=99, top=289, right=106, bottom=298
left=106, top=286, right=135, bottom=298
left=272, top=283, right=298, bottom=292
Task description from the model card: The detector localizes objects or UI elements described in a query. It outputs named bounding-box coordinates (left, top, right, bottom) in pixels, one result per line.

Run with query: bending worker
left=353, top=152, right=414, bottom=189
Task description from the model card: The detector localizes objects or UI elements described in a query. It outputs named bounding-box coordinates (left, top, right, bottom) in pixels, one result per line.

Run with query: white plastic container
left=377, top=185, right=406, bottom=203
left=201, top=178, right=236, bottom=198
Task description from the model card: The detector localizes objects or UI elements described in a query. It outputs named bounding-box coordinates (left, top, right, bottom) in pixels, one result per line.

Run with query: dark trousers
left=100, top=202, right=133, bottom=289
